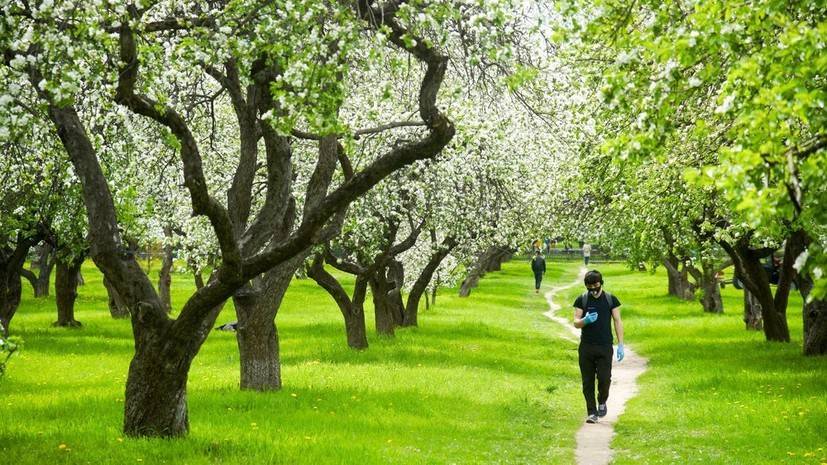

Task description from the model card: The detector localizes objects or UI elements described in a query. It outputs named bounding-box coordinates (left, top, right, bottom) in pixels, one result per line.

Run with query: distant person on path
left=530, top=250, right=546, bottom=294
left=582, top=243, right=592, bottom=266
left=573, top=270, right=624, bottom=424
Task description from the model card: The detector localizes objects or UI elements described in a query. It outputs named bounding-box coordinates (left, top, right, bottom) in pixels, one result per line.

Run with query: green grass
left=0, top=260, right=584, bottom=465
left=559, top=263, right=827, bottom=465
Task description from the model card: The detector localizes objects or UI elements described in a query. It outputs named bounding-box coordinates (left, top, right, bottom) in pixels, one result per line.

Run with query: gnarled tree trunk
left=158, top=227, right=174, bottom=313
left=459, top=246, right=496, bottom=298
left=403, top=237, right=456, bottom=326
left=0, top=266, right=23, bottom=338
left=54, top=255, right=84, bottom=327
left=721, top=230, right=805, bottom=342
left=698, top=262, right=723, bottom=314
left=124, top=321, right=191, bottom=437
left=307, top=254, right=369, bottom=349
left=0, top=237, right=39, bottom=337
left=32, top=243, right=56, bottom=297
left=369, top=274, right=397, bottom=336
left=743, top=290, right=763, bottom=331
left=104, top=275, right=130, bottom=319
left=233, top=254, right=305, bottom=391
left=797, top=274, right=827, bottom=356
left=663, top=255, right=694, bottom=300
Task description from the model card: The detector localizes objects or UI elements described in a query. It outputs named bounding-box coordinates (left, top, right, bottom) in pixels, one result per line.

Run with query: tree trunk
left=720, top=231, right=804, bottom=342
left=0, top=267, right=22, bottom=338
left=663, top=255, right=694, bottom=300
left=123, top=340, right=192, bottom=437
left=458, top=245, right=507, bottom=298
left=458, top=272, right=481, bottom=298
left=306, top=255, right=369, bottom=349
left=803, top=296, right=827, bottom=356
left=233, top=255, right=303, bottom=391
left=193, top=271, right=205, bottom=289
left=384, top=260, right=406, bottom=326
left=699, top=262, right=723, bottom=314
left=0, top=239, right=38, bottom=336
left=743, top=290, right=764, bottom=331
left=369, top=275, right=396, bottom=336
left=796, top=274, right=827, bottom=356
left=76, top=269, right=85, bottom=286
left=403, top=237, right=456, bottom=326
left=158, top=228, right=174, bottom=313
left=32, top=243, right=55, bottom=297
left=234, top=288, right=282, bottom=391
left=485, top=247, right=512, bottom=272
left=104, top=276, right=130, bottom=319
left=54, top=256, right=83, bottom=327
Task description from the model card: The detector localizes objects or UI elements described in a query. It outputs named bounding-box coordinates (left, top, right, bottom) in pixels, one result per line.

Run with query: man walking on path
left=582, top=243, right=592, bottom=266
left=573, top=270, right=624, bottom=423
left=531, top=250, right=546, bottom=294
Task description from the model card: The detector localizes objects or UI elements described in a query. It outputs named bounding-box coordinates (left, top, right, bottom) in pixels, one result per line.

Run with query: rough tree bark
left=30, top=243, right=55, bottom=297
left=54, top=255, right=84, bottom=327
left=104, top=276, right=130, bottom=319
left=370, top=273, right=398, bottom=336
left=307, top=253, right=369, bottom=349
left=687, top=260, right=726, bottom=314
left=720, top=229, right=805, bottom=342
left=233, top=254, right=306, bottom=390
left=663, top=254, right=695, bottom=301
left=796, top=268, right=827, bottom=356
left=402, top=236, right=456, bottom=326
left=0, top=235, right=40, bottom=337
left=698, top=262, right=723, bottom=314
left=459, top=246, right=504, bottom=297
left=158, top=227, right=174, bottom=313
left=743, top=290, right=764, bottom=331
left=371, top=259, right=406, bottom=327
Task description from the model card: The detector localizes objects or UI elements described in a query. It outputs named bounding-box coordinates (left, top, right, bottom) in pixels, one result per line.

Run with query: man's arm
left=611, top=306, right=624, bottom=344
left=573, top=307, right=587, bottom=328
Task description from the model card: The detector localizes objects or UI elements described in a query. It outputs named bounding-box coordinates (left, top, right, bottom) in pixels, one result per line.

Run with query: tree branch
left=115, top=21, right=242, bottom=283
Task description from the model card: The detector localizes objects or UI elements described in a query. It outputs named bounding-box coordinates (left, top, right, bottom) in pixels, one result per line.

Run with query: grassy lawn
left=0, top=259, right=584, bottom=465
left=559, top=263, right=827, bottom=465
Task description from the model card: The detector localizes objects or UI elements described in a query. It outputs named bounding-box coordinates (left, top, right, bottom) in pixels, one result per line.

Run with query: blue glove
left=582, top=312, right=598, bottom=325
left=616, top=343, right=625, bottom=362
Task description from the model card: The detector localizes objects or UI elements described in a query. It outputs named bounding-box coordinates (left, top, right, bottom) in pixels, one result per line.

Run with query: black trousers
left=578, top=343, right=613, bottom=415
left=534, top=272, right=543, bottom=289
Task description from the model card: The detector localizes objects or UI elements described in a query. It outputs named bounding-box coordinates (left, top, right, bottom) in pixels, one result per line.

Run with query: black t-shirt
left=573, top=291, right=621, bottom=346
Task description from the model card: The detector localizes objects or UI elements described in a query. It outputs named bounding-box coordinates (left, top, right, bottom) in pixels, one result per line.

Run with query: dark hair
left=584, top=270, right=603, bottom=285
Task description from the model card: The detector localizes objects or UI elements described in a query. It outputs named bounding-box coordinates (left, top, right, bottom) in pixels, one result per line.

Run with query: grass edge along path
left=1, top=260, right=586, bottom=465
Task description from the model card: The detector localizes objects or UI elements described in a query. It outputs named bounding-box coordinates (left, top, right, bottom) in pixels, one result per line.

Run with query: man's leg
left=534, top=272, right=542, bottom=291
left=578, top=344, right=598, bottom=415
left=596, top=344, right=613, bottom=406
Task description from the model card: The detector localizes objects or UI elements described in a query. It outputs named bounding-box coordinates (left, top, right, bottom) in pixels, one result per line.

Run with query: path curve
left=543, top=269, right=648, bottom=465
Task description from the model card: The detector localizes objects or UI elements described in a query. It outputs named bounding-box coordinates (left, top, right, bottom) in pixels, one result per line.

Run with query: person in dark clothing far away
left=531, top=250, right=546, bottom=294
left=573, top=269, right=624, bottom=424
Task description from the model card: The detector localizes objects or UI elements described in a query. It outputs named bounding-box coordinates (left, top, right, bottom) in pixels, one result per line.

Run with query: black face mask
left=587, top=285, right=602, bottom=297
